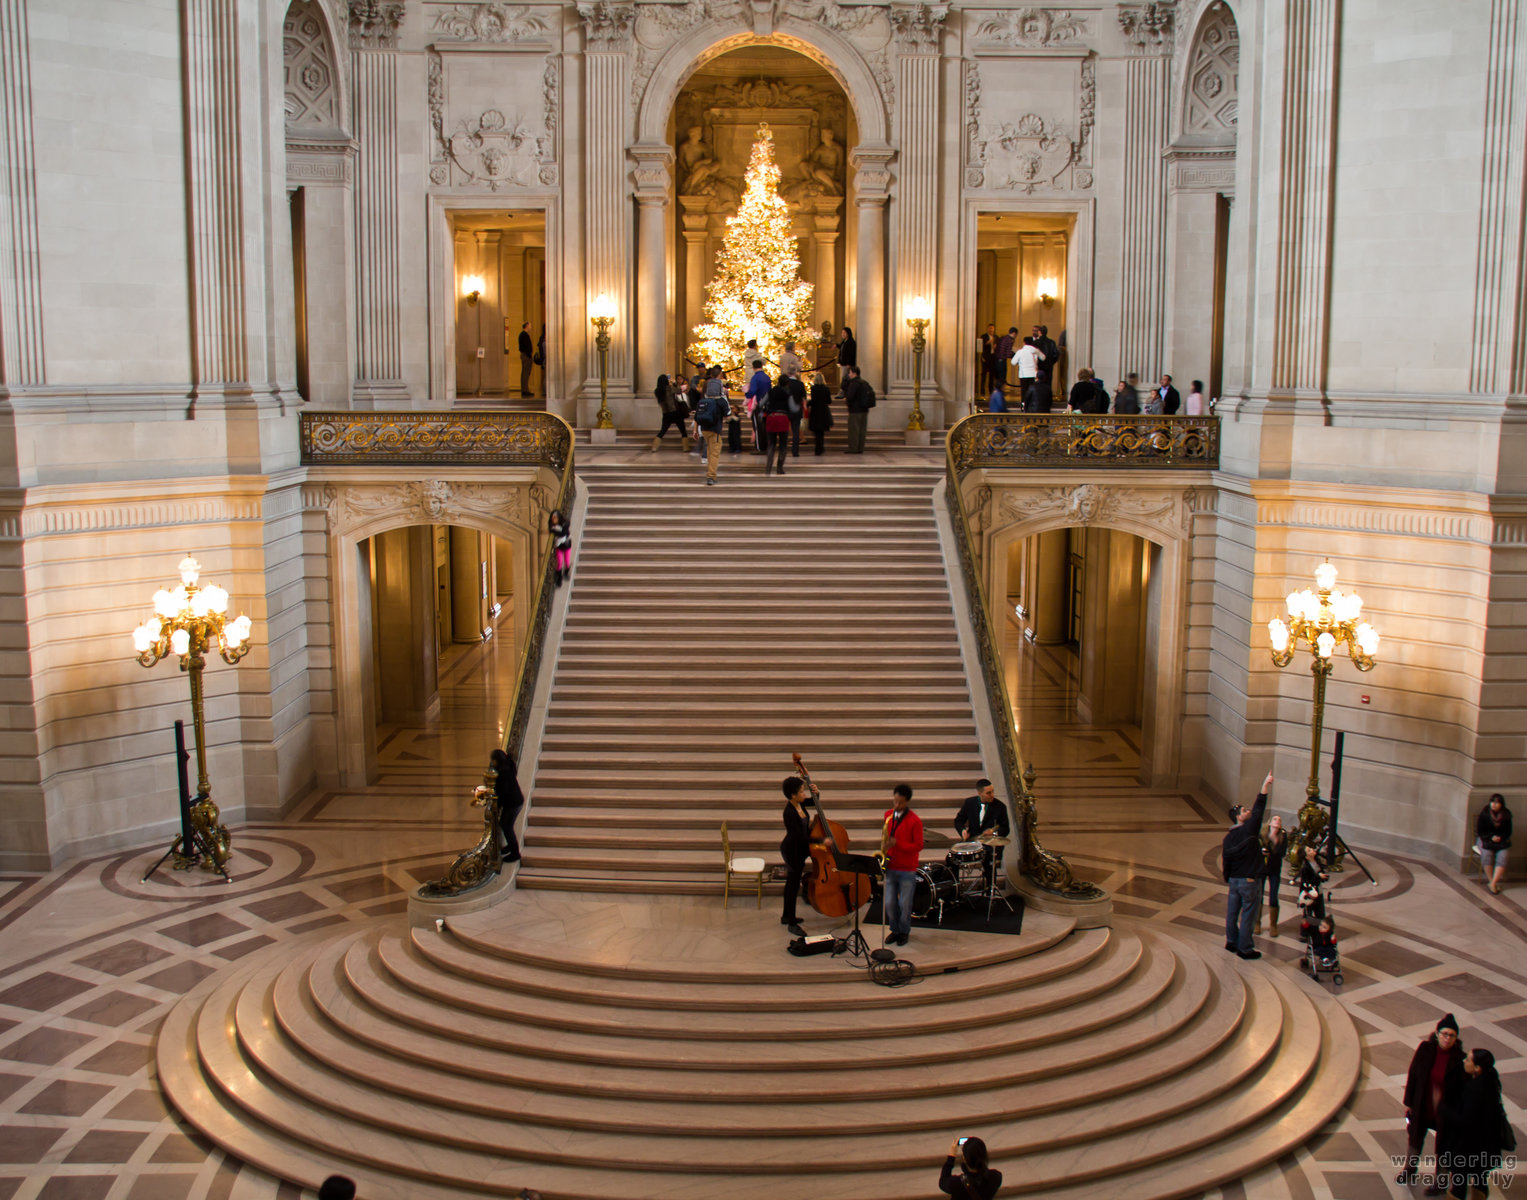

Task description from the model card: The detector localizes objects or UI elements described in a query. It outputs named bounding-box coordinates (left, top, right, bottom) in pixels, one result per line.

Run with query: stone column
left=851, top=146, right=894, bottom=390
left=631, top=143, right=674, bottom=393
left=889, top=7, right=945, bottom=390
left=0, top=0, right=43, bottom=385
left=579, top=3, right=635, bottom=419
left=811, top=199, right=841, bottom=338
left=680, top=197, right=710, bottom=364
left=349, top=2, right=409, bottom=407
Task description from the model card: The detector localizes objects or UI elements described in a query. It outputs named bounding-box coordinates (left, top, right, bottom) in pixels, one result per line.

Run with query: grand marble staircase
left=157, top=891, right=1361, bottom=1199
left=519, top=456, right=983, bottom=893
left=154, top=449, right=1364, bottom=1199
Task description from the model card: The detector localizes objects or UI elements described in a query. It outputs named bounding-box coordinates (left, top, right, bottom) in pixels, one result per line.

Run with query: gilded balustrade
left=296, top=411, right=575, bottom=898
left=949, top=412, right=1219, bottom=473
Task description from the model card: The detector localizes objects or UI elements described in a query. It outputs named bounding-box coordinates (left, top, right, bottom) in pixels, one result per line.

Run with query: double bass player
left=780, top=774, right=822, bottom=936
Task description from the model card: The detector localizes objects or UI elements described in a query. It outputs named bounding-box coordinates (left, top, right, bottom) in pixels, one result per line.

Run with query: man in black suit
left=1031, top=324, right=1060, bottom=411
left=1157, top=373, right=1180, bottom=415
left=954, top=778, right=1010, bottom=891
left=517, top=322, right=534, bottom=397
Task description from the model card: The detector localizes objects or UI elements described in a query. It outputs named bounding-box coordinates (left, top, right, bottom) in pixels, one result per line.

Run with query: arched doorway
left=669, top=46, right=855, bottom=376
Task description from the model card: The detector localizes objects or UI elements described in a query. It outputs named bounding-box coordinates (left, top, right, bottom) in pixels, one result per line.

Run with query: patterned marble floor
left=0, top=563, right=1522, bottom=1199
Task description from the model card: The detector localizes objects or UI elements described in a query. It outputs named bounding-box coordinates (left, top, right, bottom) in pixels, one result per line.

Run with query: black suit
left=954, top=795, right=1010, bottom=841
left=517, top=329, right=534, bottom=396
left=781, top=798, right=819, bottom=924
left=1159, top=385, right=1180, bottom=415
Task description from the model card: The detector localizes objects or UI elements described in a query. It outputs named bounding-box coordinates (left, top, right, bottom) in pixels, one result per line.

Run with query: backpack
left=862, top=383, right=877, bottom=409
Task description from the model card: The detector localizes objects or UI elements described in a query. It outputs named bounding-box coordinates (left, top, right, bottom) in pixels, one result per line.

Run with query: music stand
left=831, top=848, right=884, bottom=962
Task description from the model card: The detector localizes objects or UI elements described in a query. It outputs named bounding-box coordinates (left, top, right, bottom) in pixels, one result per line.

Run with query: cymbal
left=978, top=834, right=1011, bottom=846
left=923, top=830, right=955, bottom=848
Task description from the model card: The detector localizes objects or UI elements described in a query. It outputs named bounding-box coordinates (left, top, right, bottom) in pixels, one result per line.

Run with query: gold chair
left=721, top=821, right=767, bottom=909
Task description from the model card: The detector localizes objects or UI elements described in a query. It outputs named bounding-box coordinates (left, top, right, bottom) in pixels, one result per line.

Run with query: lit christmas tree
left=688, top=125, right=816, bottom=378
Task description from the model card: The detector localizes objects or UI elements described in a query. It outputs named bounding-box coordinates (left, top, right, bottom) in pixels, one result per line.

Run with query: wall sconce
left=905, top=295, right=932, bottom=433
left=589, top=293, right=617, bottom=429
left=462, top=274, right=485, bottom=305
left=1037, top=277, right=1058, bottom=308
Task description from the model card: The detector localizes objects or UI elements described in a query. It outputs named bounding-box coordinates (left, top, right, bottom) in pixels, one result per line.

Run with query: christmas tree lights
left=688, top=125, right=816, bottom=377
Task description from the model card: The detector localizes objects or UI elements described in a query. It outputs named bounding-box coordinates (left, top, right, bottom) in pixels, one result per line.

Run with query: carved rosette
left=348, top=0, right=404, bottom=49
left=1117, top=0, right=1176, bottom=52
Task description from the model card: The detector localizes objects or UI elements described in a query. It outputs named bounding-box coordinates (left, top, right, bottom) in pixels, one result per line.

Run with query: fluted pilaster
left=1119, top=55, right=1168, bottom=383
left=0, top=0, right=43, bottom=386
left=631, top=144, right=672, bottom=392
left=892, top=52, right=939, bottom=390
left=1469, top=0, right=1527, bottom=394
left=1268, top=0, right=1340, bottom=392
left=350, top=2, right=407, bottom=404
left=852, top=146, right=894, bottom=388
left=183, top=0, right=249, bottom=386
left=582, top=18, right=631, bottom=397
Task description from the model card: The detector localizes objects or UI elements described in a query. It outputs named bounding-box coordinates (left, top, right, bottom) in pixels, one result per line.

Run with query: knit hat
left=1436, top=1013, right=1459, bottom=1034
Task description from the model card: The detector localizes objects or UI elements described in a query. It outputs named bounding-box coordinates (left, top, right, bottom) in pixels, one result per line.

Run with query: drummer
left=954, top=778, right=1010, bottom=889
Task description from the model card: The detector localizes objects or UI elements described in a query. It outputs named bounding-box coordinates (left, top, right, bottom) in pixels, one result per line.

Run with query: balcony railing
left=949, top=412, right=1219, bottom=473
left=299, top=410, right=572, bottom=469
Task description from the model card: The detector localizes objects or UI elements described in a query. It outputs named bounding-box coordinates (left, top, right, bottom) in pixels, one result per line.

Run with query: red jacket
left=883, top=808, right=924, bottom=873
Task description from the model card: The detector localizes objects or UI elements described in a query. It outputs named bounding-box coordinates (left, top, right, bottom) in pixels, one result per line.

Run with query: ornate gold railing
left=300, top=410, right=573, bottom=469
left=949, top=412, right=1219, bottom=472
left=945, top=414, right=1104, bottom=900
left=296, top=411, right=578, bottom=898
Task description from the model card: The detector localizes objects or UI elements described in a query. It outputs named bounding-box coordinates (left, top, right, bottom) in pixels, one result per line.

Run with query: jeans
left=885, top=869, right=916, bottom=937
left=766, top=430, right=788, bottom=474
left=1226, top=876, right=1259, bottom=951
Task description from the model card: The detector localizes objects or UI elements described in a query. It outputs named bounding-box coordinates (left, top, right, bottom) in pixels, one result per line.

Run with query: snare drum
left=947, top=841, right=987, bottom=882
left=912, top=864, right=957, bottom=920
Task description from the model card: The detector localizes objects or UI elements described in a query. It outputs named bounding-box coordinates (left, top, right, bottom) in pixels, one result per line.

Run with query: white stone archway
left=977, top=477, right=1203, bottom=786
left=309, top=472, right=545, bottom=787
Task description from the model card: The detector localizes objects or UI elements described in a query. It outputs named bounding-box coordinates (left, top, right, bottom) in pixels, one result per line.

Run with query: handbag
left=764, top=411, right=790, bottom=434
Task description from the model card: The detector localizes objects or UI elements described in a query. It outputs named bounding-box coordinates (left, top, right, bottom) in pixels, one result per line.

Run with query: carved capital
left=850, top=144, right=895, bottom=199
left=578, top=0, right=636, bottom=47
left=348, top=0, right=404, bottom=49
left=1117, top=1, right=1176, bottom=52
left=889, top=2, right=948, bottom=51
left=631, top=143, right=675, bottom=197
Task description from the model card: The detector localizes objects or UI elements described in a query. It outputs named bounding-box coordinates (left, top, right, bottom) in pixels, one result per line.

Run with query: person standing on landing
left=882, top=784, right=924, bottom=947
left=1222, top=771, right=1274, bottom=959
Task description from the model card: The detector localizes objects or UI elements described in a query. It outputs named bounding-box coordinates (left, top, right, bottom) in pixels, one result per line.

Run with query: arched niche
left=975, top=479, right=1202, bottom=787
left=636, top=25, right=888, bottom=148
left=317, top=477, right=543, bottom=788
left=282, top=0, right=349, bottom=137
left=1173, top=0, right=1242, bottom=147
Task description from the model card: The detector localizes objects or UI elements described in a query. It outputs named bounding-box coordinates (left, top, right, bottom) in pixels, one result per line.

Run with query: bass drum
left=912, top=864, right=958, bottom=921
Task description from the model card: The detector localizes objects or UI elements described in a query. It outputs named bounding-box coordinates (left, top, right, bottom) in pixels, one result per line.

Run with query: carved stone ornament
left=429, top=3, right=552, bottom=42
left=1117, top=1, right=1176, bottom=52
left=577, top=0, right=636, bottom=46
left=963, top=59, right=984, bottom=187
left=348, top=0, right=404, bottom=49
left=284, top=0, right=342, bottom=130
left=889, top=2, right=949, bottom=51
left=335, top=482, right=526, bottom=534
left=1184, top=3, right=1239, bottom=134
left=976, top=113, right=1080, bottom=193
left=998, top=484, right=1191, bottom=536
left=427, top=51, right=555, bottom=190
left=971, top=7, right=1088, bottom=47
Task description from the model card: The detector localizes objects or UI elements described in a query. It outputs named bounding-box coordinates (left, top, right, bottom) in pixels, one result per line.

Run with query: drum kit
left=912, top=832, right=1014, bottom=923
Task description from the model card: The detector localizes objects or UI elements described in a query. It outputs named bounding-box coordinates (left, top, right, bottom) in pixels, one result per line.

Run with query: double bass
left=793, top=753, right=873, bottom=917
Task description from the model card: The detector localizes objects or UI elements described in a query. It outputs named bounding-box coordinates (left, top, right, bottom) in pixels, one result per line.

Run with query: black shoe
left=788, top=923, right=805, bottom=937
left=1237, top=949, right=1262, bottom=960
left=780, top=915, right=796, bottom=926
left=1225, top=942, right=1238, bottom=952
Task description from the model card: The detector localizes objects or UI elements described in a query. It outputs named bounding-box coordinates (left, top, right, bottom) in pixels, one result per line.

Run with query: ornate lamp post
left=132, top=556, right=254, bottom=873
left=590, top=292, right=616, bottom=429
left=906, top=294, right=931, bottom=432
left=1268, top=561, right=1379, bottom=858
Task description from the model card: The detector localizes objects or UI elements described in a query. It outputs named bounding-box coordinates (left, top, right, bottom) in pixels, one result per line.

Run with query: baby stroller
left=1297, top=878, right=1343, bottom=986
